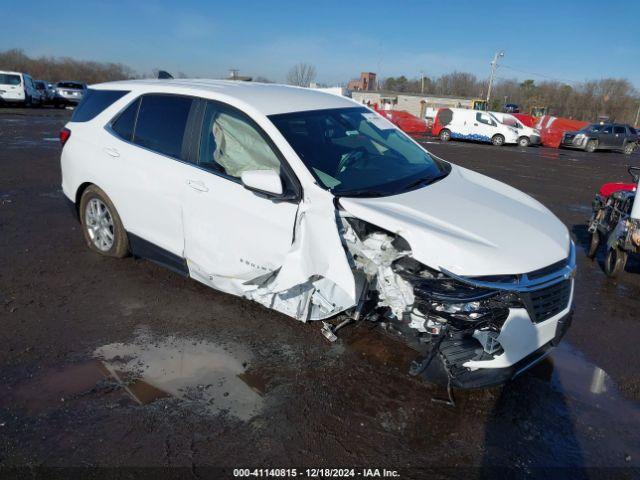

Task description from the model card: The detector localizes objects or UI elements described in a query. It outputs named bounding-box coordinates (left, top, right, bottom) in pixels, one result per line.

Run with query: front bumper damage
left=339, top=215, right=576, bottom=389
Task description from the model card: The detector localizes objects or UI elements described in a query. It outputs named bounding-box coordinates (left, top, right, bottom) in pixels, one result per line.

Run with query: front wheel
left=587, top=231, right=601, bottom=259
left=439, top=129, right=451, bottom=142
left=623, top=142, right=636, bottom=155
left=585, top=140, right=598, bottom=153
left=518, top=136, right=530, bottom=147
left=491, top=134, right=505, bottom=146
left=79, top=185, right=129, bottom=258
left=604, top=247, right=627, bottom=277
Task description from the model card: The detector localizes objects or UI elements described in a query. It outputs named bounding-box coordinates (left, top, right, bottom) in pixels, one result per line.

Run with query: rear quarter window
left=71, top=89, right=129, bottom=122
left=111, top=98, right=140, bottom=142
left=0, top=73, right=21, bottom=85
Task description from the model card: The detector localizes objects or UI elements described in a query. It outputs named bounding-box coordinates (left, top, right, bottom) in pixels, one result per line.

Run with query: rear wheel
left=623, top=142, right=636, bottom=155
left=518, top=136, right=530, bottom=147
left=491, top=134, right=505, bottom=146
left=585, top=139, right=598, bottom=153
left=79, top=185, right=129, bottom=258
left=604, top=247, right=627, bottom=277
left=439, top=129, right=451, bottom=142
left=587, top=231, right=601, bottom=259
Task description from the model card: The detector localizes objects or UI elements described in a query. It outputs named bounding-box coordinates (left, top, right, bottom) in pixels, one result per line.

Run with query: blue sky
left=4, top=0, right=639, bottom=87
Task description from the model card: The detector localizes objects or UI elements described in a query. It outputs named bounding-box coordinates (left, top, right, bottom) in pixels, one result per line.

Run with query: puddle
left=94, top=333, right=264, bottom=420
left=567, top=204, right=592, bottom=214
left=38, top=189, right=63, bottom=199
left=539, top=342, right=640, bottom=419
left=3, top=333, right=266, bottom=421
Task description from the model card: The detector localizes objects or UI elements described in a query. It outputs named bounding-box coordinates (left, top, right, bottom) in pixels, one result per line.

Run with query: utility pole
left=486, top=50, right=504, bottom=104
left=420, top=70, right=425, bottom=94
left=635, top=102, right=640, bottom=126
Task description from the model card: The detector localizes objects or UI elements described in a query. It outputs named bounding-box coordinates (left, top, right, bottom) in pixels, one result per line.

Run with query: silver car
left=54, top=81, right=86, bottom=107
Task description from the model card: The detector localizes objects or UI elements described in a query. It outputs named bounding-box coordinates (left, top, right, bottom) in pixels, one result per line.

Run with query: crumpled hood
left=339, top=165, right=570, bottom=276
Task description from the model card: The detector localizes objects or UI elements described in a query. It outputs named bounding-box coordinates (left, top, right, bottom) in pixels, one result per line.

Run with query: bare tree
left=0, top=48, right=135, bottom=83
left=286, top=63, right=316, bottom=87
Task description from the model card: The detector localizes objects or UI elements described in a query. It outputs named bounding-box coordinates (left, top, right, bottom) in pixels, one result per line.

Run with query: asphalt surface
left=1, top=108, right=639, bottom=478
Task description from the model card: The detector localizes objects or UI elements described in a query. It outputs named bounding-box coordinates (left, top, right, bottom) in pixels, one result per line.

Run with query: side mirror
left=240, top=169, right=283, bottom=196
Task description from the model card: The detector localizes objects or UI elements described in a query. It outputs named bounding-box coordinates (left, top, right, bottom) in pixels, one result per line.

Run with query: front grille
left=523, top=279, right=572, bottom=323
left=526, top=258, right=568, bottom=280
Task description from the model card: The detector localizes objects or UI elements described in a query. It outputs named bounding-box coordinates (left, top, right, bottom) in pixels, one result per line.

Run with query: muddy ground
left=1, top=108, right=639, bottom=478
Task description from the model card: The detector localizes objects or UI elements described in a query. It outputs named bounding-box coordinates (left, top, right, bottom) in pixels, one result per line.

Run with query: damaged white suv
left=60, top=80, right=575, bottom=389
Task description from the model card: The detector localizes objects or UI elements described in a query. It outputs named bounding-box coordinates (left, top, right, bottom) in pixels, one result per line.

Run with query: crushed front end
left=340, top=216, right=576, bottom=389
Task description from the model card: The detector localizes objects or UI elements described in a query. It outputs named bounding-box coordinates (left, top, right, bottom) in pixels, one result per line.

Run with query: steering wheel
left=336, top=146, right=368, bottom=174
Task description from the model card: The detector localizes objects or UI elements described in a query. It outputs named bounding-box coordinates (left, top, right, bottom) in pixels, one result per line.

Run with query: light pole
left=486, top=50, right=504, bottom=105
left=420, top=70, right=424, bottom=94
left=635, top=102, right=640, bottom=126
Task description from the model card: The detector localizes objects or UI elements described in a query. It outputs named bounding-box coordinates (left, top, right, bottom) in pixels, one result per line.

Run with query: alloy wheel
left=85, top=198, right=115, bottom=252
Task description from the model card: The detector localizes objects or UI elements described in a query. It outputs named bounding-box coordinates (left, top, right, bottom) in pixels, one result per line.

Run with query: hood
left=339, top=165, right=570, bottom=277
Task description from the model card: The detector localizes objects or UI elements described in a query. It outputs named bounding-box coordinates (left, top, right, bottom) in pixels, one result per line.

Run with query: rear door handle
left=187, top=179, right=209, bottom=192
left=104, top=147, right=120, bottom=157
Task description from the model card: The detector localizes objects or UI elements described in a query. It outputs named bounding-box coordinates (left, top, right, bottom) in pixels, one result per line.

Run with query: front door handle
left=187, top=179, right=209, bottom=192
left=104, top=147, right=120, bottom=157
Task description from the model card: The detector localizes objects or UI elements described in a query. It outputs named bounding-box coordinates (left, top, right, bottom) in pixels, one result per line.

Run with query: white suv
left=61, top=80, right=575, bottom=389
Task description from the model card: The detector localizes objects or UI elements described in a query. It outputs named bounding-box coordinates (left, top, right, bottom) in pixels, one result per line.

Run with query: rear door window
left=133, top=94, right=193, bottom=160
left=111, top=98, right=140, bottom=142
left=614, top=126, right=626, bottom=134
left=72, top=89, right=129, bottom=122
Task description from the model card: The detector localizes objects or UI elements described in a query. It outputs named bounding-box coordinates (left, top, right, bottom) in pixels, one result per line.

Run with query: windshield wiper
left=334, top=189, right=386, bottom=198
left=402, top=173, right=447, bottom=191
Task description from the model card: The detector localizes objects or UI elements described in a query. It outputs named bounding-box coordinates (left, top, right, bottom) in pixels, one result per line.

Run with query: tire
left=623, top=142, right=636, bottom=155
left=439, top=129, right=451, bottom=142
left=79, top=185, right=129, bottom=258
left=604, top=247, right=627, bottom=278
left=518, top=136, right=530, bottom=147
left=491, top=134, right=505, bottom=146
left=585, top=139, right=598, bottom=153
left=587, top=231, right=601, bottom=259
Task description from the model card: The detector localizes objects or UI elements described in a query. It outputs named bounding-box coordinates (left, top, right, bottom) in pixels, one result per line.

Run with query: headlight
left=393, top=258, right=519, bottom=328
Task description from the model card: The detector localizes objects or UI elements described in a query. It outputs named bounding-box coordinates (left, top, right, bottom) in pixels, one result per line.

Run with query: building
left=351, top=91, right=476, bottom=119
left=228, top=69, right=252, bottom=82
left=347, top=72, right=377, bottom=91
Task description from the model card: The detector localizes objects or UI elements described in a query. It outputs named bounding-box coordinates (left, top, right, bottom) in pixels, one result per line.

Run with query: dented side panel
left=185, top=184, right=357, bottom=321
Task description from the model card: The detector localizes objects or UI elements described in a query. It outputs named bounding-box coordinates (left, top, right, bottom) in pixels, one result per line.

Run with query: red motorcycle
left=587, top=166, right=640, bottom=276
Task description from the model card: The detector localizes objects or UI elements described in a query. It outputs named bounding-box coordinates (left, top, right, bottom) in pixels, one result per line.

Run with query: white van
left=433, top=108, right=519, bottom=146
left=0, top=71, right=38, bottom=106
left=491, top=112, right=541, bottom=147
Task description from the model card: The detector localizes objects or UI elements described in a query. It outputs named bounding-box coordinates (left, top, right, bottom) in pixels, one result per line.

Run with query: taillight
left=60, top=128, right=71, bottom=146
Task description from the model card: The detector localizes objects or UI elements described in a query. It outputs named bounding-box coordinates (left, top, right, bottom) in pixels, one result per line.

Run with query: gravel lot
left=1, top=108, right=639, bottom=478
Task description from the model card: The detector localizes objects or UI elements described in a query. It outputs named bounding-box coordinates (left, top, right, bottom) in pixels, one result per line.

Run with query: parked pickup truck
left=560, top=123, right=638, bottom=154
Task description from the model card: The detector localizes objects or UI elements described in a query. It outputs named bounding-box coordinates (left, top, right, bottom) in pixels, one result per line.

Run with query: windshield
left=57, top=82, right=84, bottom=90
left=269, top=107, right=450, bottom=197
left=580, top=124, right=606, bottom=133
left=0, top=74, right=21, bottom=85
